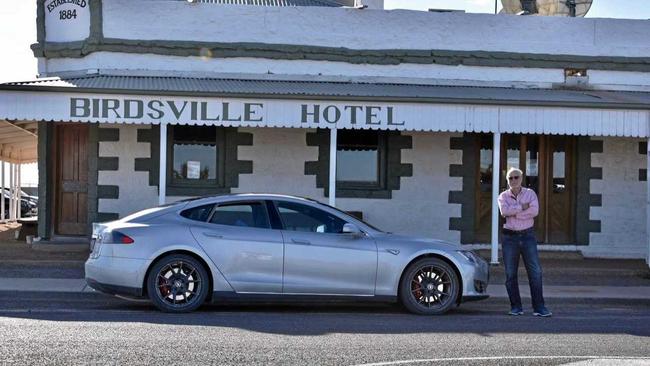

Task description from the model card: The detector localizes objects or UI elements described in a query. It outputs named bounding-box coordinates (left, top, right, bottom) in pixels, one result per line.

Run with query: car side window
left=209, top=202, right=270, bottom=229
left=275, top=201, right=345, bottom=234
left=180, top=204, right=214, bottom=222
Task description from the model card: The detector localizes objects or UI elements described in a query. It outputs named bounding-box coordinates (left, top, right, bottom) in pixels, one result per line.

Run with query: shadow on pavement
left=1, top=292, right=649, bottom=338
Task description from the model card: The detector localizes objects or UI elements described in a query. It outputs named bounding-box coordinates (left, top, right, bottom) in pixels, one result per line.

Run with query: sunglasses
left=508, top=176, right=521, bottom=181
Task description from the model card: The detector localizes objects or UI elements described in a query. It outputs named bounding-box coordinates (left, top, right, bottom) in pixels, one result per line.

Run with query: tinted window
left=336, top=129, right=381, bottom=184
left=276, top=201, right=345, bottom=234
left=172, top=126, right=219, bottom=181
left=180, top=204, right=214, bottom=222
left=209, top=202, right=270, bottom=229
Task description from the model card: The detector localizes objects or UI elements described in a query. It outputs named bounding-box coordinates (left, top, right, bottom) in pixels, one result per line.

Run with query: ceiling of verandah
left=0, top=120, right=37, bottom=164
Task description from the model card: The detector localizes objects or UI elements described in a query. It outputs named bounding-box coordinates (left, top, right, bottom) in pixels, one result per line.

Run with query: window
left=336, top=129, right=386, bottom=189
left=305, top=129, right=412, bottom=199
left=478, top=134, right=493, bottom=193
left=180, top=204, right=214, bottom=222
left=209, top=202, right=270, bottom=229
left=170, top=126, right=224, bottom=187
left=166, top=125, right=249, bottom=196
left=275, top=201, right=345, bottom=234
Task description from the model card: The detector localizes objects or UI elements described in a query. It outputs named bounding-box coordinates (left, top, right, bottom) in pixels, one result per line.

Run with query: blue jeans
left=502, top=231, right=546, bottom=312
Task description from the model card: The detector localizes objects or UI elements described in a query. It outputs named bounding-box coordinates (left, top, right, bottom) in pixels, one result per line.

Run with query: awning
left=0, top=120, right=37, bottom=163
left=1, top=75, right=649, bottom=137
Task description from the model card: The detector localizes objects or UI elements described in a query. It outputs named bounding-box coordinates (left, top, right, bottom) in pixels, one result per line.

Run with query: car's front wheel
left=399, top=257, right=460, bottom=315
left=146, top=254, right=209, bottom=313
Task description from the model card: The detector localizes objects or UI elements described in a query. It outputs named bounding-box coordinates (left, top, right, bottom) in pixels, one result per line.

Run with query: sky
left=384, top=0, right=650, bottom=19
left=0, top=0, right=649, bottom=186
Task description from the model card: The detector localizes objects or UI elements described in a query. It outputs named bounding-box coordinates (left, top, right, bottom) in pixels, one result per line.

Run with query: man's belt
left=502, top=227, right=534, bottom=236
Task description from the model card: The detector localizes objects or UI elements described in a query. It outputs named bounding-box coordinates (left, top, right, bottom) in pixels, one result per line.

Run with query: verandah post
left=328, top=128, right=337, bottom=207
left=17, top=162, right=21, bottom=220
left=491, top=132, right=501, bottom=265
left=158, top=122, right=167, bottom=206
left=9, top=162, right=14, bottom=221
left=647, top=137, right=650, bottom=268
left=1, top=161, right=4, bottom=221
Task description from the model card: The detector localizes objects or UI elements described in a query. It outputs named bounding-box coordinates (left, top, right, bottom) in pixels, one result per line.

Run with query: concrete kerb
left=0, top=278, right=92, bottom=293
left=487, top=285, right=650, bottom=300
left=30, top=243, right=89, bottom=252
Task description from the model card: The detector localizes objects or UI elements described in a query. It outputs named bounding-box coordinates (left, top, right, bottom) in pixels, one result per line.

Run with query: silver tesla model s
left=86, top=194, right=489, bottom=314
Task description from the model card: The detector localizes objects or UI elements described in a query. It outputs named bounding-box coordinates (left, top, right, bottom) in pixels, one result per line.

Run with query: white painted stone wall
left=102, top=2, right=650, bottom=58
left=585, top=138, right=648, bottom=259
left=233, top=128, right=323, bottom=199
left=40, top=2, right=650, bottom=91
left=97, top=124, right=158, bottom=217
left=45, top=54, right=567, bottom=89
left=232, top=128, right=461, bottom=241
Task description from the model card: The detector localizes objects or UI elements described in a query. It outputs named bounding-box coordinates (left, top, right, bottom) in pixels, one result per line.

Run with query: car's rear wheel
left=146, top=254, right=209, bottom=313
left=399, top=257, right=459, bottom=315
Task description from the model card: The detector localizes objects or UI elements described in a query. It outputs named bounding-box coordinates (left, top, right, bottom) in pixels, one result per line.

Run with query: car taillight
left=111, top=231, right=134, bottom=244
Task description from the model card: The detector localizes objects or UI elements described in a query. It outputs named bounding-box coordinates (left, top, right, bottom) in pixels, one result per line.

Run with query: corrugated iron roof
left=3, top=75, right=650, bottom=109
left=183, top=0, right=347, bottom=6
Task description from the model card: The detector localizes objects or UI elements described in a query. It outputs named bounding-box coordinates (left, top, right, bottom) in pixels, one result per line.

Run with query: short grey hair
left=507, top=167, right=523, bottom=177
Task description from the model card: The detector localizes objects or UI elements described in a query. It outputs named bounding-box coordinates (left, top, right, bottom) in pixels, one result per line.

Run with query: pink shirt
left=497, top=187, right=539, bottom=231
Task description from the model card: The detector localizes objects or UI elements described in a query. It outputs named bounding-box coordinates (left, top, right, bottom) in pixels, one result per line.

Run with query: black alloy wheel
left=147, top=254, right=209, bottom=313
left=399, top=257, right=459, bottom=315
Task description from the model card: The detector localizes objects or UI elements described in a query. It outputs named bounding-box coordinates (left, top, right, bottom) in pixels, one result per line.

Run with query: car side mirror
left=342, top=223, right=363, bottom=236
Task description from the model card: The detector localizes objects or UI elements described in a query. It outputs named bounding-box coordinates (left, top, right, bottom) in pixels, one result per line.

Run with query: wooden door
left=474, top=135, right=494, bottom=243
left=545, top=136, right=575, bottom=243
left=55, top=124, right=89, bottom=236
left=473, top=134, right=576, bottom=244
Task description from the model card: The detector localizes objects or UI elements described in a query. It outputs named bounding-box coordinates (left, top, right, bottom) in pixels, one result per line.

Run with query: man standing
left=497, top=167, right=552, bottom=317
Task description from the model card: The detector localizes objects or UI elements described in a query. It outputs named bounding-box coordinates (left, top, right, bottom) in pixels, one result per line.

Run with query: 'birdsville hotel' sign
left=2, top=91, right=498, bottom=132
left=69, top=97, right=407, bottom=128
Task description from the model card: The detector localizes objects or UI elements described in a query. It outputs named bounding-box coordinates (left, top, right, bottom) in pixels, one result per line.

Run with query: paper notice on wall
left=187, top=161, right=200, bottom=179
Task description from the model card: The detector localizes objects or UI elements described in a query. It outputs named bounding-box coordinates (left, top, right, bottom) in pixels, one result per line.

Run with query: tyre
left=146, top=254, right=210, bottom=313
left=399, top=257, right=460, bottom=315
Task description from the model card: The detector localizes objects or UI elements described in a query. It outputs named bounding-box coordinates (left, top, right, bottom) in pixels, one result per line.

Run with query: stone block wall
left=585, top=137, right=648, bottom=259
left=97, top=124, right=158, bottom=219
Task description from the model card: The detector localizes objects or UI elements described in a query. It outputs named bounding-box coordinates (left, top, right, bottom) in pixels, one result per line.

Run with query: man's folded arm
left=516, top=193, right=539, bottom=220
left=498, top=194, right=522, bottom=217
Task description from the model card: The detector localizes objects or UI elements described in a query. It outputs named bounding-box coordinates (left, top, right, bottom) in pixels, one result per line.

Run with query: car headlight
left=457, top=250, right=480, bottom=264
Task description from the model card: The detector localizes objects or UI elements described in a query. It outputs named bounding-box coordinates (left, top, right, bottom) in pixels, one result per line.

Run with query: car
left=85, top=194, right=489, bottom=314
left=2, top=190, right=37, bottom=218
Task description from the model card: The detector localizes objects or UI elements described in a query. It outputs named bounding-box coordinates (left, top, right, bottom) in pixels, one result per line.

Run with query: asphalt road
left=0, top=292, right=648, bottom=365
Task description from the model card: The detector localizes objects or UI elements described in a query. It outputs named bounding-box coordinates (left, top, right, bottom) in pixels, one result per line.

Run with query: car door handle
left=291, top=238, right=311, bottom=245
left=203, top=232, right=223, bottom=239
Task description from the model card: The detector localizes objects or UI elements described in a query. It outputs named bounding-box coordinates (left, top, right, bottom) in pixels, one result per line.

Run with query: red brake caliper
left=412, top=280, right=422, bottom=299
left=159, top=275, right=171, bottom=297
